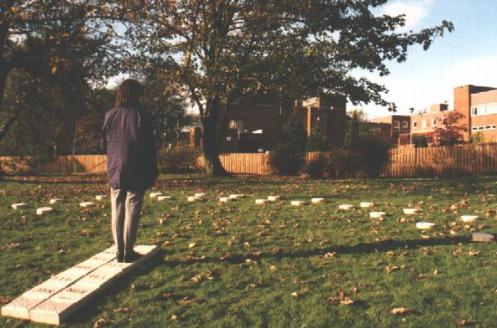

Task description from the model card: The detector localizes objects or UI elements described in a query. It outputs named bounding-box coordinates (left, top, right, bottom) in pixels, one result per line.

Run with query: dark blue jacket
left=102, top=106, right=158, bottom=191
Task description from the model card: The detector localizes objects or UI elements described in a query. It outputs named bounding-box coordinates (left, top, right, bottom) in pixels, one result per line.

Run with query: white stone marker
left=290, top=200, right=306, bottom=206
left=156, top=195, right=171, bottom=201
left=311, top=197, right=324, bottom=204
left=338, top=204, right=354, bottom=210
left=229, top=194, right=244, bottom=199
left=360, top=202, right=374, bottom=208
left=369, top=211, right=386, bottom=219
left=415, top=222, right=435, bottom=230
left=79, top=202, right=94, bottom=208
left=471, top=232, right=495, bottom=242
left=255, top=199, right=267, bottom=205
left=194, top=192, right=206, bottom=198
left=36, top=207, right=53, bottom=215
left=49, top=198, right=63, bottom=205
left=149, top=192, right=162, bottom=199
left=267, top=195, right=280, bottom=202
left=219, top=197, right=232, bottom=203
left=187, top=196, right=200, bottom=202
left=11, top=203, right=27, bottom=210
left=95, top=195, right=106, bottom=201
left=403, top=208, right=419, bottom=215
left=460, top=215, right=478, bottom=223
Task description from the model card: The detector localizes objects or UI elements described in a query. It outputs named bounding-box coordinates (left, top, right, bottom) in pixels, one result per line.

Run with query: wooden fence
left=0, top=155, right=107, bottom=175
left=2, top=143, right=497, bottom=177
left=197, top=152, right=273, bottom=175
left=383, top=143, right=497, bottom=177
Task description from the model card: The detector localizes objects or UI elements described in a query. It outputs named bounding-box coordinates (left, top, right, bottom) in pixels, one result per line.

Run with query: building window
left=485, top=125, right=492, bottom=130
left=472, top=127, right=478, bottom=131
left=432, top=119, right=436, bottom=126
left=486, top=103, right=497, bottom=115
left=479, top=126, right=484, bottom=130
left=471, top=103, right=497, bottom=116
left=394, top=120, right=400, bottom=129
left=402, top=121, right=409, bottom=128
left=226, top=136, right=232, bottom=141
left=413, top=122, right=417, bottom=128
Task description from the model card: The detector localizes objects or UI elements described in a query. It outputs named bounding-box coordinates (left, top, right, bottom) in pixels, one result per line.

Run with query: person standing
left=102, top=79, right=158, bottom=263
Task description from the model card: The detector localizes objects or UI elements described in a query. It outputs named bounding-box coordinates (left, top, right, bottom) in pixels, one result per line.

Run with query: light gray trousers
left=110, top=188, right=145, bottom=254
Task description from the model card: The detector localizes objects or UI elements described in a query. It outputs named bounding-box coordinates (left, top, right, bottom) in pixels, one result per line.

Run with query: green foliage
left=304, top=136, right=390, bottom=179
left=305, top=129, right=330, bottom=152
left=471, top=132, right=485, bottom=144
left=270, top=114, right=307, bottom=175
left=129, top=1, right=453, bottom=174
left=0, top=1, right=129, bottom=142
left=157, top=142, right=200, bottom=173
left=414, top=135, right=429, bottom=148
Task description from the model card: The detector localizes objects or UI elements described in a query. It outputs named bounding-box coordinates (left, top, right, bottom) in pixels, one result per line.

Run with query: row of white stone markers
left=11, top=191, right=495, bottom=243
left=10, top=195, right=108, bottom=216
left=180, top=192, right=494, bottom=243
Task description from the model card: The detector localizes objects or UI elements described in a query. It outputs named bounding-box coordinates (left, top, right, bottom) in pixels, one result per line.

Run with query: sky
left=361, top=0, right=497, bottom=119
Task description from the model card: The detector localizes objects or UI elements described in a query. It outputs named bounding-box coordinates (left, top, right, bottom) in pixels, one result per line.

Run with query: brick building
left=295, top=95, right=347, bottom=147
left=191, top=96, right=348, bottom=153
left=406, top=103, right=449, bottom=145
left=400, top=85, right=497, bottom=145
left=456, top=85, right=497, bottom=142
left=371, top=114, right=411, bottom=144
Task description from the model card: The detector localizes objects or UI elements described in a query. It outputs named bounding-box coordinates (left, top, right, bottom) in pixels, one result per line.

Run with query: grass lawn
left=1, top=174, right=497, bottom=327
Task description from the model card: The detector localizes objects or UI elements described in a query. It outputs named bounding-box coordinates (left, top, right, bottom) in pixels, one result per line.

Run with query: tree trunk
left=0, top=59, right=6, bottom=114
left=201, top=102, right=228, bottom=176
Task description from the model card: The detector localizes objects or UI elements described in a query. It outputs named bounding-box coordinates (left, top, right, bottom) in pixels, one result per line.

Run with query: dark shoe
left=124, top=250, right=142, bottom=263
left=116, top=251, right=124, bottom=263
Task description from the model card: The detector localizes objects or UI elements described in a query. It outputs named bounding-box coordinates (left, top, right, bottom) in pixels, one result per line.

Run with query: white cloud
left=381, top=0, right=434, bottom=30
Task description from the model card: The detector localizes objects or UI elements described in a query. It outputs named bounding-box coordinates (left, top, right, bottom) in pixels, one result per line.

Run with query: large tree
left=0, top=0, right=131, bottom=144
left=130, top=0, right=453, bottom=175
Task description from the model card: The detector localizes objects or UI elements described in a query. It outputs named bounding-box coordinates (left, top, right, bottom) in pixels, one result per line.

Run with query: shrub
left=352, top=136, right=391, bottom=178
left=471, top=132, right=485, bottom=144
left=269, top=113, right=306, bottom=175
left=324, top=148, right=362, bottom=179
left=305, top=129, right=330, bottom=152
left=302, top=136, right=390, bottom=179
left=269, top=143, right=305, bottom=175
left=158, top=142, right=200, bottom=173
left=302, top=153, right=328, bottom=178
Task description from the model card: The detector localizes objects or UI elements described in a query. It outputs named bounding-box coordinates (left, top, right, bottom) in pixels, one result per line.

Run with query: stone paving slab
left=1, top=245, right=159, bottom=326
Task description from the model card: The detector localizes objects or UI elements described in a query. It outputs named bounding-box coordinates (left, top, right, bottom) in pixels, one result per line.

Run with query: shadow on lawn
left=164, top=235, right=469, bottom=267
left=65, top=250, right=165, bottom=325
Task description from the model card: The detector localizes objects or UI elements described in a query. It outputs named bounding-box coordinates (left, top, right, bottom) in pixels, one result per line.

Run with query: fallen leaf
left=323, top=252, right=336, bottom=258
left=0, top=296, right=11, bottom=304
left=113, top=307, right=130, bottom=313
left=93, top=318, right=111, bottom=328
left=340, top=297, right=355, bottom=305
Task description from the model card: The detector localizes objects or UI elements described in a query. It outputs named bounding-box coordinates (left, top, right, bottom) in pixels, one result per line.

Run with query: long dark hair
left=115, top=79, right=144, bottom=108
